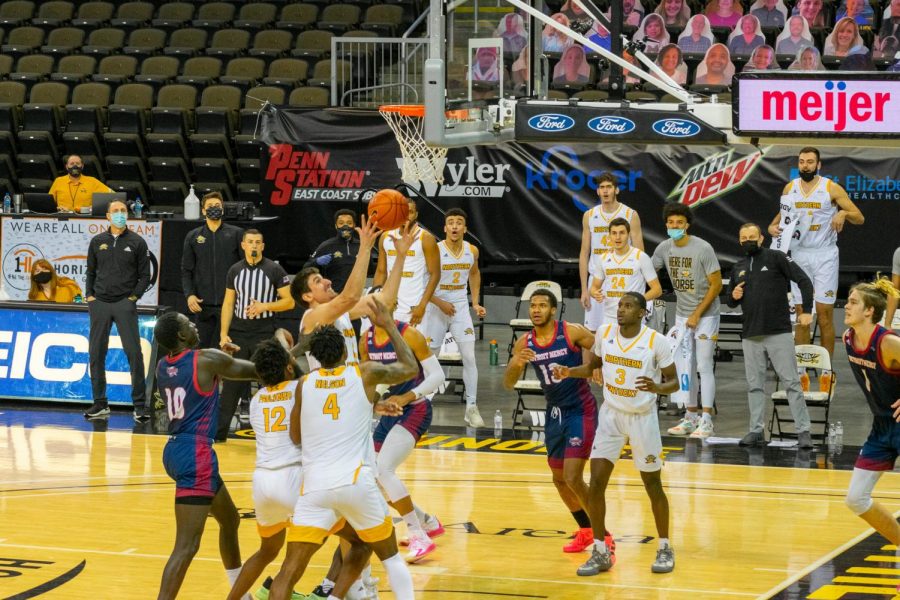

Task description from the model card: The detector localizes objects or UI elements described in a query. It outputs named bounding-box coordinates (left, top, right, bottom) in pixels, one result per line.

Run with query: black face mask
left=337, top=225, right=353, bottom=239
left=205, top=206, right=223, bottom=221
left=33, top=271, right=52, bottom=284
left=741, top=240, right=762, bottom=256
left=67, top=166, right=82, bottom=177
left=798, top=170, right=817, bottom=183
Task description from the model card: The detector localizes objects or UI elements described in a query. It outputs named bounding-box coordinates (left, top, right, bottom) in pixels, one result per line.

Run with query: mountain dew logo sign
left=668, top=149, right=765, bottom=209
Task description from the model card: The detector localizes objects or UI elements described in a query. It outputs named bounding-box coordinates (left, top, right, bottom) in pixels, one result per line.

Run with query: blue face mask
left=111, top=213, right=127, bottom=228
left=667, top=228, right=686, bottom=241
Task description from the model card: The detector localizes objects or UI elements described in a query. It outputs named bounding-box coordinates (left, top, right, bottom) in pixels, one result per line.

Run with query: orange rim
left=379, top=105, right=470, bottom=120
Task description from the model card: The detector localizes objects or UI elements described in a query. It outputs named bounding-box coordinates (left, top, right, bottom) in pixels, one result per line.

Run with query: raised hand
left=357, top=214, right=382, bottom=250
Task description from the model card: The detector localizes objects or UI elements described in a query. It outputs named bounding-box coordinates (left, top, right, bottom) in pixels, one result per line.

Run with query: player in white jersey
left=374, top=197, right=440, bottom=326
left=268, top=298, right=417, bottom=600
left=589, top=217, right=661, bottom=329
left=768, top=147, right=863, bottom=367
left=580, top=172, right=645, bottom=332
left=420, top=208, right=488, bottom=427
left=553, top=292, right=679, bottom=576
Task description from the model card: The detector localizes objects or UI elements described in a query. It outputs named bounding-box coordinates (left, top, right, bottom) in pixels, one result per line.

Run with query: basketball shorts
left=373, top=399, right=432, bottom=452
left=591, top=403, right=664, bottom=472
left=421, top=301, right=476, bottom=348
left=855, top=416, right=900, bottom=471
left=253, top=464, right=302, bottom=537
left=790, top=246, right=839, bottom=306
left=545, top=404, right=598, bottom=469
left=288, top=466, right=393, bottom=545
left=584, top=274, right=605, bottom=332
left=163, top=434, right=223, bottom=503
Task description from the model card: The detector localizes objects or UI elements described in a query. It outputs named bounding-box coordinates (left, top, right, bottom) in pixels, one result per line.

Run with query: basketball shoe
left=465, top=405, right=485, bottom=427
left=667, top=416, right=697, bottom=436
left=254, top=576, right=306, bottom=600
left=563, top=528, right=593, bottom=552
left=406, top=532, right=437, bottom=563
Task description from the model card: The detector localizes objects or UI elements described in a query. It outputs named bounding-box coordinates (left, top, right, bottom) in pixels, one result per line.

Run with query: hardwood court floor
left=1, top=425, right=898, bottom=599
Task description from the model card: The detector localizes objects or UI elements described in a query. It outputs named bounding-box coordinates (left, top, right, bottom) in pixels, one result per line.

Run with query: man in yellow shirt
left=48, top=154, right=111, bottom=212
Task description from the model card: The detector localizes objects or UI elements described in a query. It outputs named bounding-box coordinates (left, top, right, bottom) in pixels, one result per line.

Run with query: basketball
left=367, top=189, right=409, bottom=230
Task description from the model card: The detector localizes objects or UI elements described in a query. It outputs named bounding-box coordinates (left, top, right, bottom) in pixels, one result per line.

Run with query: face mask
left=667, top=228, right=686, bottom=241
left=798, top=170, right=817, bottom=182
left=338, top=225, right=353, bottom=239
left=205, top=206, right=223, bottom=221
left=33, top=271, right=52, bottom=284
left=67, top=166, right=82, bottom=177
left=741, top=240, right=761, bottom=255
left=111, top=213, right=127, bottom=228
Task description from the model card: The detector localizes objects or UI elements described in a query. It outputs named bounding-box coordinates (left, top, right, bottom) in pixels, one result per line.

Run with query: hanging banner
left=259, top=108, right=899, bottom=273
left=1, top=217, right=162, bottom=305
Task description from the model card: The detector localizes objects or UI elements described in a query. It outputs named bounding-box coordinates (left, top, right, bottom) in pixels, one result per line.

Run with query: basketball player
left=579, top=172, right=644, bottom=332
left=885, top=245, right=899, bottom=329
left=768, top=147, right=864, bottom=376
left=268, top=298, right=417, bottom=600
left=589, top=217, right=661, bottom=329
left=361, top=308, right=446, bottom=562
left=503, top=290, right=614, bottom=556
left=153, top=311, right=259, bottom=600
left=373, top=197, right=441, bottom=326
left=553, top=292, right=678, bottom=575
left=652, top=203, right=722, bottom=438
left=841, top=278, right=900, bottom=554
left=421, top=208, right=488, bottom=427
left=228, top=337, right=376, bottom=600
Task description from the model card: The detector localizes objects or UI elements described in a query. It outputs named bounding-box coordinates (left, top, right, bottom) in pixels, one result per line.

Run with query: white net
left=380, top=106, right=448, bottom=185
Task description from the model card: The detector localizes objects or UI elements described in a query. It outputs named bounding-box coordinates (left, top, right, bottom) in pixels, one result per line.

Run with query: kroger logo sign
left=587, top=116, right=636, bottom=135
left=652, top=118, right=702, bottom=138
left=527, top=114, right=575, bottom=132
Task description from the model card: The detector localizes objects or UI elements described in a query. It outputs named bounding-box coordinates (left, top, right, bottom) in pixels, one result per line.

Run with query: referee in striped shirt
left=217, top=229, right=294, bottom=442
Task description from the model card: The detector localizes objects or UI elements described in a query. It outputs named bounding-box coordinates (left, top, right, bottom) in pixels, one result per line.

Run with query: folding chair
left=769, top=344, right=835, bottom=441
left=512, top=376, right=546, bottom=430
left=507, top=280, right=564, bottom=357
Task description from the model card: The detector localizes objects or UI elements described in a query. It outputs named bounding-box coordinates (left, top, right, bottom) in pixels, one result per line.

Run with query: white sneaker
left=423, top=514, right=445, bottom=538
left=667, top=417, right=698, bottom=436
left=405, top=534, right=436, bottom=563
left=363, top=575, right=379, bottom=599
left=690, top=419, right=714, bottom=438
left=465, top=405, right=485, bottom=427
left=345, top=579, right=368, bottom=600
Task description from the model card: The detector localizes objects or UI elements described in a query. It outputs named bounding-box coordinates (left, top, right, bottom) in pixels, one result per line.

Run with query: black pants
left=216, top=319, right=274, bottom=441
left=88, top=298, right=146, bottom=406
left=193, top=304, right=222, bottom=349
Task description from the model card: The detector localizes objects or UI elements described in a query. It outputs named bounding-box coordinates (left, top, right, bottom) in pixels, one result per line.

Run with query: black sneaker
left=84, top=402, right=110, bottom=418
left=133, top=404, right=151, bottom=422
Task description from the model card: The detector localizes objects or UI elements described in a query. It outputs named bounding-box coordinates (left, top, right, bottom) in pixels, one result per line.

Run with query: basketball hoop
left=380, top=105, right=467, bottom=185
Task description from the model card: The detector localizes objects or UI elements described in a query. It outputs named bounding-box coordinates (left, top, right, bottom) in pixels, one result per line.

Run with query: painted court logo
left=668, top=148, right=764, bottom=208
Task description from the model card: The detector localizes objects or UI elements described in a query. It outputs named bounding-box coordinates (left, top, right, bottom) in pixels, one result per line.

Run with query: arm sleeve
left=410, top=354, right=446, bottom=398
left=725, top=262, right=742, bottom=308
left=893, top=247, right=900, bottom=277
left=85, top=239, right=96, bottom=297
left=181, top=233, right=196, bottom=297
left=133, top=239, right=151, bottom=298
left=784, top=254, right=814, bottom=314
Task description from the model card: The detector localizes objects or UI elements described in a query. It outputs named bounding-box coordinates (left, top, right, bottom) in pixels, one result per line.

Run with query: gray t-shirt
left=894, top=246, right=900, bottom=276
left=652, top=236, right=721, bottom=318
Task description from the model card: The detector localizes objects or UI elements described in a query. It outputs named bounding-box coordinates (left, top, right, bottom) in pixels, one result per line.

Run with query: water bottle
left=2, top=192, right=9, bottom=213
left=74, top=293, right=83, bottom=304
left=835, top=421, right=843, bottom=445
left=133, top=196, right=143, bottom=219
left=827, top=423, right=836, bottom=447
left=184, top=184, right=201, bottom=220
left=493, top=409, right=503, bottom=437
left=489, top=339, right=499, bottom=366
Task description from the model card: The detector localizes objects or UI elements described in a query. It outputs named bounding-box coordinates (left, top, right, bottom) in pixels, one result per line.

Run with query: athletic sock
left=659, top=538, right=670, bottom=550
left=402, top=510, right=426, bottom=536
left=321, top=578, right=335, bottom=594
left=225, top=566, right=242, bottom=586
left=413, top=503, right=430, bottom=524
left=571, top=509, right=591, bottom=529
left=593, top=539, right=607, bottom=553
left=701, top=412, right=713, bottom=424
left=381, top=553, right=414, bottom=600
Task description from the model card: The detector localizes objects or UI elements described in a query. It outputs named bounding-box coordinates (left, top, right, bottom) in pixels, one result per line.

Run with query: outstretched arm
left=360, top=299, right=419, bottom=393
left=383, top=327, right=445, bottom=407
left=197, top=348, right=257, bottom=390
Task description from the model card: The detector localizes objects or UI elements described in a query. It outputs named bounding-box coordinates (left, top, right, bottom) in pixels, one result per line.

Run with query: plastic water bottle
left=489, top=339, right=499, bottom=366
left=133, top=196, right=143, bottom=219
left=835, top=421, right=843, bottom=445
left=74, top=293, right=83, bottom=304
left=827, top=423, right=836, bottom=447
left=493, top=409, right=503, bottom=437
left=184, top=184, right=200, bottom=220
left=2, top=192, right=9, bottom=213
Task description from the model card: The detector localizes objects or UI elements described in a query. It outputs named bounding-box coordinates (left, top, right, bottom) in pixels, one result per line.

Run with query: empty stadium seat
left=277, top=3, right=319, bottom=32
left=152, top=2, right=194, bottom=31
left=72, top=2, right=114, bottom=28
left=65, top=82, right=111, bottom=133
left=41, top=27, right=85, bottom=57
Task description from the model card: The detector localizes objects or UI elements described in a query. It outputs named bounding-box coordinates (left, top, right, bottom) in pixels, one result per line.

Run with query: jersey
left=364, top=322, right=424, bottom=397
left=250, top=380, right=303, bottom=470
left=591, top=247, right=657, bottom=320
left=845, top=326, right=900, bottom=418
left=384, top=226, right=427, bottom=309
left=526, top=320, right=597, bottom=413
left=435, top=241, right=475, bottom=304
left=595, top=324, right=674, bottom=414
left=782, top=177, right=837, bottom=250
left=301, top=309, right=359, bottom=371
left=156, top=349, right=219, bottom=439
left=300, top=365, right=374, bottom=493
left=588, top=202, right=636, bottom=274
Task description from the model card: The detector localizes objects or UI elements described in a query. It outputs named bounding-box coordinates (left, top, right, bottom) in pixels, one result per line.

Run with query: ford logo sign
left=587, top=116, right=636, bottom=135
left=652, top=118, right=702, bottom=138
left=528, top=114, right=575, bottom=132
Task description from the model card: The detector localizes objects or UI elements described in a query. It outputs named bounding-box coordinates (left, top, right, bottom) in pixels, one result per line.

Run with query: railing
left=331, top=36, right=431, bottom=108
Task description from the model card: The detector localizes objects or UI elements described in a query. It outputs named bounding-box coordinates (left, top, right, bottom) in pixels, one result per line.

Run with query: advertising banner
left=259, top=109, right=899, bottom=274
left=0, top=305, right=156, bottom=404
left=1, top=217, right=163, bottom=305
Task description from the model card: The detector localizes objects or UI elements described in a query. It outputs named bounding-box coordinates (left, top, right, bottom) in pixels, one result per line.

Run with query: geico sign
left=0, top=331, right=151, bottom=382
